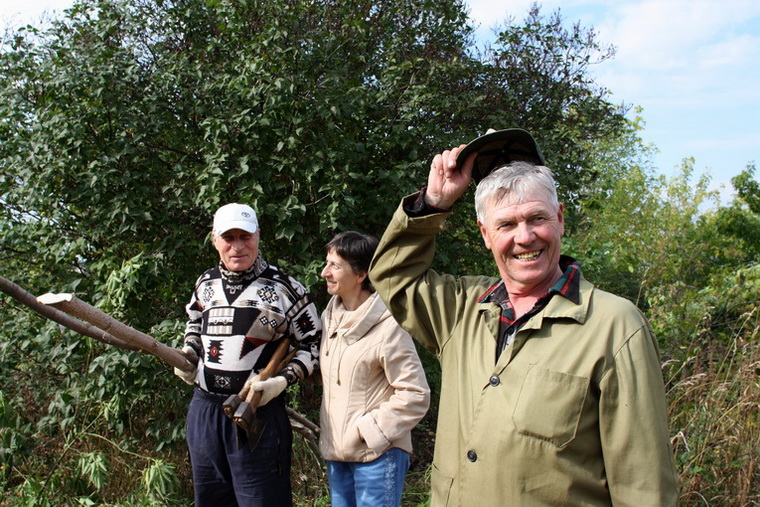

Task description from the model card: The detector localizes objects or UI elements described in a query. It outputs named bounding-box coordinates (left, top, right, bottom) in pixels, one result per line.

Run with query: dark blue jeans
left=186, top=388, right=293, bottom=507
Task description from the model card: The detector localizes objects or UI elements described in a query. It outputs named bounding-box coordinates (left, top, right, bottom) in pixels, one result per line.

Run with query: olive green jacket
left=369, top=199, right=679, bottom=506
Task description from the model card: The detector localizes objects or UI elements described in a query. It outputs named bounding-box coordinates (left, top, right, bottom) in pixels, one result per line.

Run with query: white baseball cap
left=212, top=203, right=259, bottom=236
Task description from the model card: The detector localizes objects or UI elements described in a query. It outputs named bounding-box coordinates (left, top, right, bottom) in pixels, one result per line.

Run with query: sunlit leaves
left=141, top=459, right=181, bottom=502
left=77, top=451, right=108, bottom=490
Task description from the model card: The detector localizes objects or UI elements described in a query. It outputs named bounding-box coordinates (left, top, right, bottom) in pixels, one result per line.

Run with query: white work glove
left=173, top=345, right=198, bottom=385
left=245, top=376, right=288, bottom=406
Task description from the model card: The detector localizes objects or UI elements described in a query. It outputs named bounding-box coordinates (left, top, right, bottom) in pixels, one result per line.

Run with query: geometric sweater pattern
left=184, top=254, right=322, bottom=394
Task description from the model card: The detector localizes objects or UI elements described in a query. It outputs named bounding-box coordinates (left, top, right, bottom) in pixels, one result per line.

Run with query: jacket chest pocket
left=512, top=364, right=589, bottom=448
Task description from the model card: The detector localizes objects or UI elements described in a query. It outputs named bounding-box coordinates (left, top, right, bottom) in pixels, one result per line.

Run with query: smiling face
left=478, top=191, right=565, bottom=298
left=213, top=228, right=260, bottom=271
left=320, top=249, right=366, bottom=301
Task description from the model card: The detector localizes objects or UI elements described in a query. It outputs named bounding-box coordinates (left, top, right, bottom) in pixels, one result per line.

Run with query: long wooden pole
left=37, top=292, right=195, bottom=372
left=0, top=276, right=137, bottom=351
left=3, top=277, right=320, bottom=460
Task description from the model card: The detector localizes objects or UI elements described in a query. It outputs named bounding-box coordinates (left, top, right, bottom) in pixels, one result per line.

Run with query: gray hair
left=474, top=161, right=559, bottom=223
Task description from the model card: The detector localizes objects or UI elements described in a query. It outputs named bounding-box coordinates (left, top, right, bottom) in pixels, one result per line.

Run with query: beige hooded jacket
left=319, top=291, right=430, bottom=462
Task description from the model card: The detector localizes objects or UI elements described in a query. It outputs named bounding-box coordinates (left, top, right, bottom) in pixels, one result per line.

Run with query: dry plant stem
left=37, top=292, right=195, bottom=372
left=0, top=275, right=138, bottom=351
left=290, top=418, right=323, bottom=465
left=287, top=407, right=323, bottom=465
left=286, top=407, right=320, bottom=436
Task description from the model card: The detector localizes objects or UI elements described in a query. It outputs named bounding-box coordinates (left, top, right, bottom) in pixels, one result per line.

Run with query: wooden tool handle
left=259, top=338, right=292, bottom=380
left=242, top=338, right=292, bottom=410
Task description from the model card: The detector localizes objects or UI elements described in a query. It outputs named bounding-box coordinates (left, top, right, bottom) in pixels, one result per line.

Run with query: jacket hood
left=323, top=292, right=390, bottom=345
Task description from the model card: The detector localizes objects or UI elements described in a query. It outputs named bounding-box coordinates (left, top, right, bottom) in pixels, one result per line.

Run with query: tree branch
left=36, top=292, right=195, bottom=372
left=0, top=275, right=138, bottom=351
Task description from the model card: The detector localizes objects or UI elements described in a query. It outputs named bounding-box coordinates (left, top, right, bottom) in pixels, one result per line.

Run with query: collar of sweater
left=218, top=253, right=268, bottom=284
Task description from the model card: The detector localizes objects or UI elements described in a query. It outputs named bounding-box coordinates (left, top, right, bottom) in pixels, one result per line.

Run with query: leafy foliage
left=662, top=265, right=759, bottom=505
left=710, top=166, right=760, bottom=261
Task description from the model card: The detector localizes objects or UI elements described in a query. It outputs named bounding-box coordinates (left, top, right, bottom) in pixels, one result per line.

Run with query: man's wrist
left=424, top=197, right=453, bottom=211
left=405, top=188, right=453, bottom=217
left=280, top=366, right=299, bottom=386
left=183, top=336, right=202, bottom=357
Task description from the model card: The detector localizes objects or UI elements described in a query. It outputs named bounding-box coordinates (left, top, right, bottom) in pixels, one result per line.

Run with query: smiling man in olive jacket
left=369, top=129, right=679, bottom=506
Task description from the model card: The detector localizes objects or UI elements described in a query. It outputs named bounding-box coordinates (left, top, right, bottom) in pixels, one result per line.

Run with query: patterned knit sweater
left=184, top=254, right=321, bottom=394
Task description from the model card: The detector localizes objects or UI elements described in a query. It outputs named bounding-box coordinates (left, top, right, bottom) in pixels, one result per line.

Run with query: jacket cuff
left=356, top=413, right=391, bottom=454
left=404, top=188, right=452, bottom=217
left=280, top=366, right=299, bottom=386
left=394, top=197, right=449, bottom=234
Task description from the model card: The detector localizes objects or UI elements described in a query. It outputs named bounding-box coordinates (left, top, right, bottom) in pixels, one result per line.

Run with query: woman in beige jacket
left=319, top=231, right=430, bottom=507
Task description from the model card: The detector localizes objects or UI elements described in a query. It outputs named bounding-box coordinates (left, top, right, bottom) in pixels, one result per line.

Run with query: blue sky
left=4, top=0, right=759, bottom=203
left=468, top=0, right=760, bottom=203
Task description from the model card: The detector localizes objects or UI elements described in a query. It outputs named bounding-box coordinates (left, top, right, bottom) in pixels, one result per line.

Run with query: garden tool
left=223, top=382, right=249, bottom=419
left=231, top=338, right=293, bottom=450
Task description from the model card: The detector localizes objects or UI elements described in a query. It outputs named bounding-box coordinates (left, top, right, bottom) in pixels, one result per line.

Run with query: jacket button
left=489, top=375, right=500, bottom=387
left=467, top=450, right=477, bottom=462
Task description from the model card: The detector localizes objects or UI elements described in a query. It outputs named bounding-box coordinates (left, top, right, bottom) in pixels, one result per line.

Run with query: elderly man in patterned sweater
left=174, top=202, right=321, bottom=507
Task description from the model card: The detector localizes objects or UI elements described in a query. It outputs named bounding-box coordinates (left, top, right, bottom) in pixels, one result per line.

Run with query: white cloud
left=700, top=33, right=760, bottom=69
left=600, top=0, right=760, bottom=70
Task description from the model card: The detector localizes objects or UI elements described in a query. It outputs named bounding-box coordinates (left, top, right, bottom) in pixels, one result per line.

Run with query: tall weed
left=653, top=265, right=759, bottom=505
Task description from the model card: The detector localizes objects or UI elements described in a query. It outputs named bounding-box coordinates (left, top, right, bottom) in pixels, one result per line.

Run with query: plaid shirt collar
left=477, top=255, right=582, bottom=324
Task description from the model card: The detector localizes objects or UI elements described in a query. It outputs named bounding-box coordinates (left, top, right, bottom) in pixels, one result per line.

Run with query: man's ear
left=478, top=220, right=492, bottom=250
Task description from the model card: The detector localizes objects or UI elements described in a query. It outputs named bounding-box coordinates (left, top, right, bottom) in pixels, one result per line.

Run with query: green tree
left=710, top=165, right=760, bottom=260
left=0, top=0, right=629, bottom=305
left=0, top=0, right=478, bottom=320
left=0, top=0, right=634, bottom=503
left=566, top=155, right=723, bottom=302
left=481, top=4, right=626, bottom=211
